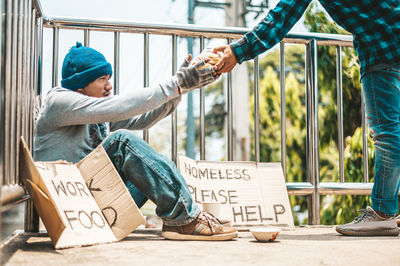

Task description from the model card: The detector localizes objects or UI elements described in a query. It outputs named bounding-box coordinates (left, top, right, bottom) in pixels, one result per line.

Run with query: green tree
left=321, top=127, right=375, bottom=224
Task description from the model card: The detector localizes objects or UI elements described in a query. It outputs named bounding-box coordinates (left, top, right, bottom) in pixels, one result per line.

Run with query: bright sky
left=39, top=0, right=306, bottom=29
left=39, top=0, right=191, bottom=22
left=39, top=0, right=307, bottom=91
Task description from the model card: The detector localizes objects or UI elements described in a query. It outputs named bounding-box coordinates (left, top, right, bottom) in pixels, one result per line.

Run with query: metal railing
left=0, top=1, right=373, bottom=231
left=1, top=0, right=43, bottom=223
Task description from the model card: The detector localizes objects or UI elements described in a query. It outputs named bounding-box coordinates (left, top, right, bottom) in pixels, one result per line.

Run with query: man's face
left=77, top=74, right=112, bottom=98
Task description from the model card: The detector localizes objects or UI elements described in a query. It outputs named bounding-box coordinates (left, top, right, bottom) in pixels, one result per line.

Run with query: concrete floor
left=2, top=226, right=400, bottom=266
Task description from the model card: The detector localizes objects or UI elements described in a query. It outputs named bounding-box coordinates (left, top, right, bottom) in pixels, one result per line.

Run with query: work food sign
left=37, top=163, right=113, bottom=232
left=20, top=138, right=144, bottom=249
left=177, top=156, right=294, bottom=228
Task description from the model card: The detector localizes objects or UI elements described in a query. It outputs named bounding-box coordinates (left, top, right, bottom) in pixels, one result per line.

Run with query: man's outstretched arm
left=214, top=0, right=311, bottom=73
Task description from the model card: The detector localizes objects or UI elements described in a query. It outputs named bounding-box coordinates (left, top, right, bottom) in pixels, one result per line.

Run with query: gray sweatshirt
left=34, top=78, right=181, bottom=163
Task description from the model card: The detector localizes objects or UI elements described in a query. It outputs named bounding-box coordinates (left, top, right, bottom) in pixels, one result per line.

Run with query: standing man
left=214, top=0, right=400, bottom=236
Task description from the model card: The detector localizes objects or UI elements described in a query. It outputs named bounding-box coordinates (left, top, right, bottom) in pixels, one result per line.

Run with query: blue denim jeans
left=102, top=129, right=200, bottom=226
left=361, top=65, right=400, bottom=216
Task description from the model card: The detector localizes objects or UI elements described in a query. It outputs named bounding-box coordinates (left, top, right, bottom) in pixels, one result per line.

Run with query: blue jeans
left=362, top=65, right=400, bottom=216
left=102, top=129, right=200, bottom=226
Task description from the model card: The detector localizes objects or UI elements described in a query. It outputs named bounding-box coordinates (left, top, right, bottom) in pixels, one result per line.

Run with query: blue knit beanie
left=61, top=42, right=112, bottom=90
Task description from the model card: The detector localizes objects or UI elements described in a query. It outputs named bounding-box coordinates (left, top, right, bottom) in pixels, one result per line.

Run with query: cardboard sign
left=177, top=155, right=294, bottom=228
left=32, top=161, right=116, bottom=248
left=19, top=138, right=145, bottom=249
left=77, top=144, right=145, bottom=241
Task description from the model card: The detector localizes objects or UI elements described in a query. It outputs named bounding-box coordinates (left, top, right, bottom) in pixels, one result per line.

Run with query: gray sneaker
left=336, top=206, right=399, bottom=236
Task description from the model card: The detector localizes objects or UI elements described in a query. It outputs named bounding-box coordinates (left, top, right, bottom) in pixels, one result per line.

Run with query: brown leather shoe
left=161, top=211, right=238, bottom=241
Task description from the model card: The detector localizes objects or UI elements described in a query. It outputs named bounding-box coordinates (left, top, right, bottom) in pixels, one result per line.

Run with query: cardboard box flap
left=77, top=145, right=145, bottom=241
left=85, top=165, right=127, bottom=207
left=20, top=137, right=66, bottom=245
left=20, top=138, right=51, bottom=196
left=24, top=179, right=66, bottom=246
left=102, top=193, right=145, bottom=240
left=20, top=137, right=117, bottom=249
left=76, top=144, right=109, bottom=180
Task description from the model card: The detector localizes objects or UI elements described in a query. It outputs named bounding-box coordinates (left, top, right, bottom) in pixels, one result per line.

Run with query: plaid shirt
left=231, top=0, right=400, bottom=76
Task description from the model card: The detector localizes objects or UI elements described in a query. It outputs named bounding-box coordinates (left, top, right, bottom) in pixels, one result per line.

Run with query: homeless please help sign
left=19, top=138, right=145, bottom=249
left=177, top=155, right=294, bottom=228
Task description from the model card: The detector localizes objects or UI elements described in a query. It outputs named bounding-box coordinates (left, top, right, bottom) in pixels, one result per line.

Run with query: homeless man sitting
left=33, top=42, right=238, bottom=241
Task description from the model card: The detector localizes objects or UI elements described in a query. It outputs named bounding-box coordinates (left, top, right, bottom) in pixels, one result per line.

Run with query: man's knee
left=105, top=129, right=141, bottom=145
left=102, top=130, right=144, bottom=153
left=370, top=125, right=400, bottom=153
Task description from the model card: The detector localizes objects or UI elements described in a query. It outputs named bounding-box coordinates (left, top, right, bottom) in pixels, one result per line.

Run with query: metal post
left=280, top=41, right=286, bottom=179
left=227, top=38, right=233, bottom=161
left=171, top=34, right=178, bottom=163
left=4, top=0, right=12, bottom=186
left=0, top=0, right=5, bottom=192
left=143, top=32, right=149, bottom=142
left=15, top=0, right=26, bottom=184
left=52, top=27, right=59, bottom=88
left=19, top=0, right=25, bottom=147
left=28, top=1, right=35, bottom=150
left=186, top=0, right=195, bottom=159
left=200, top=36, right=205, bottom=160
left=37, top=16, right=43, bottom=96
left=17, top=0, right=24, bottom=182
left=114, top=31, right=120, bottom=95
left=25, top=8, right=40, bottom=233
left=186, top=90, right=195, bottom=158
left=10, top=0, right=18, bottom=184
left=25, top=198, right=39, bottom=232
left=306, top=39, right=320, bottom=225
left=0, top=0, right=3, bottom=243
left=24, top=0, right=31, bottom=149
left=253, top=56, right=260, bottom=163
left=336, top=46, right=345, bottom=183
left=361, top=92, right=368, bottom=182
left=84, top=28, right=90, bottom=46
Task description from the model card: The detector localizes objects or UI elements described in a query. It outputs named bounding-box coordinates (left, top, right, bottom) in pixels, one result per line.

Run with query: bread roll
left=191, top=49, right=222, bottom=70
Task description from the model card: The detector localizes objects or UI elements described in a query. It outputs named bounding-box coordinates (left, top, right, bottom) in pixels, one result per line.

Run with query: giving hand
left=212, top=45, right=238, bottom=74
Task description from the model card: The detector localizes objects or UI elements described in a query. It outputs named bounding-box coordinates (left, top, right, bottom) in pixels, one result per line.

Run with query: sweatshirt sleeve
left=231, top=0, right=311, bottom=63
left=38, top=77, right=180, bottom=130
left=110, top=95, right=181, bottom=131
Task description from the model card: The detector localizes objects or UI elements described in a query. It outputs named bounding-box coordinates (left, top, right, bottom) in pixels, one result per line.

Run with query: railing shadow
left=1, top=232, right=59, bottom=265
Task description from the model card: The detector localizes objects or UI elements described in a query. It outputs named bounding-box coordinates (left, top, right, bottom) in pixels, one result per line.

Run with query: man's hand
left=213, top=45, right=238, bottom=74
left=175, top=58, right=215, bottom=94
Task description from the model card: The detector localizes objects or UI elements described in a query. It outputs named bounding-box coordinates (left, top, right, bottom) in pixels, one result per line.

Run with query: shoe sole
left=336, top=227, right=399, bottom=236
left=161, top=231, right=238, bottom=241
